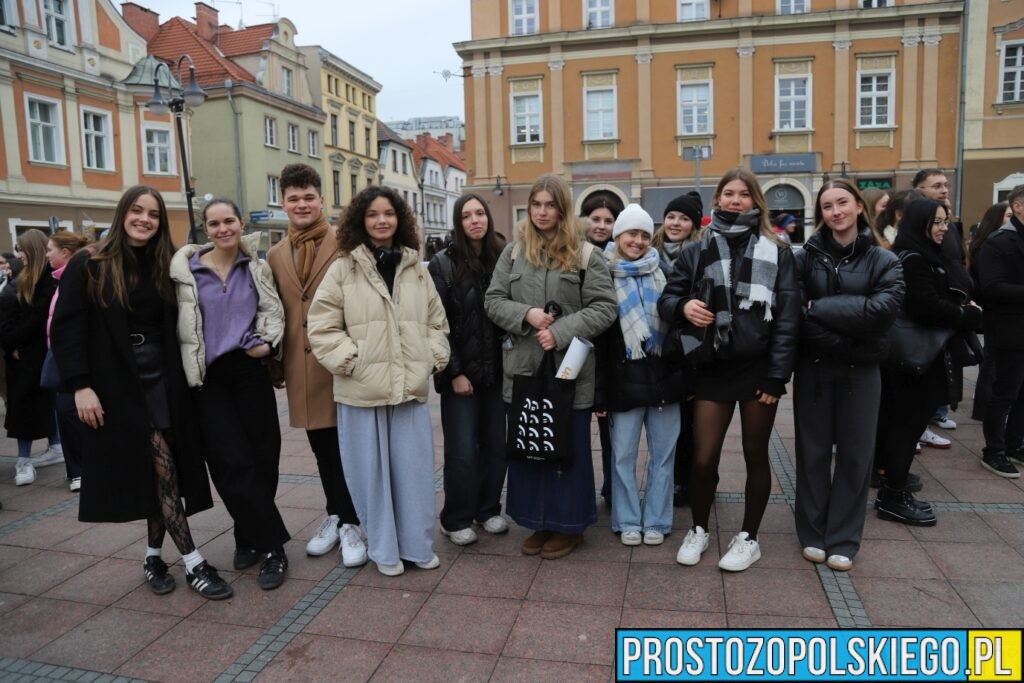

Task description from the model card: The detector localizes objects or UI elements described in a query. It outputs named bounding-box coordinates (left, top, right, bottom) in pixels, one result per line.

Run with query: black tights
left=145, top=430, right=196, bottom=555
left=689, top=399, right=778, bottom=539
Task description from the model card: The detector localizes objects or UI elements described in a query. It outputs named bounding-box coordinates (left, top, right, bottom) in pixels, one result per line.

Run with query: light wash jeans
left=609, top=404, right=680, bottom=534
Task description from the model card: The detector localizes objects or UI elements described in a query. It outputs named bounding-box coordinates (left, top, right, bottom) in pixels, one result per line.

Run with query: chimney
left=121, top=2, right=159, bottom=42
left=439, top=133, right=454, bottom=149
left=194, top=1, right=219, bottom=42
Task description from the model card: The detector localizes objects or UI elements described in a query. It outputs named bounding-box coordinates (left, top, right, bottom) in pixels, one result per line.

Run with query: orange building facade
left=456, top=0, right=967, bottom=239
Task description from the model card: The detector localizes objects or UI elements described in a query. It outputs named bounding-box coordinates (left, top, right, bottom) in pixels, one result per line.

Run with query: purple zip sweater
left=189, top=248, right=263, bottom=367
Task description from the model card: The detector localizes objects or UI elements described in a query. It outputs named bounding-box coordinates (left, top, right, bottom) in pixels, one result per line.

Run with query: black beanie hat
left=663, top=191, right=703, bottom=228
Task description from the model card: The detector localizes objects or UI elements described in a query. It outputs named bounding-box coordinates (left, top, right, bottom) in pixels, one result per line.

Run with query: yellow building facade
left=456, top=0, right=965, bottom=238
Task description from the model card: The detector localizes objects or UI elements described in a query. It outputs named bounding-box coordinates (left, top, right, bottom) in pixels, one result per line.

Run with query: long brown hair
left=49, top=231, right=90, bottom=256
left=337, top=185, right=419, bottom=256
left=89, top=185, right=176, bottom=307
left=451, top=192, right=505, bottom=282
left=711, top=167, right=778, bottom=242
left=813, top=179, right=881, bottom=245
left=969, top=201, right=1010, bottom=266
left=518, top=174, right=581, bottom=272
left=15, top=229, right=49, bottom=303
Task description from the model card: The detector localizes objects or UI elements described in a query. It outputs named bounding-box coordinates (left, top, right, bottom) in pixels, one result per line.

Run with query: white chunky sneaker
left=643, top=531, right=665, bottom=546
left=718, top=531, right=761, bottom=572
left=306, top=514, right=340, bottom=556
left=415, top=554, right=440, bottom=570
left=827, top=554, right=853, bottom=571
left=14, top=459, right=36, bottom=486
left=802, top=546, right=826, bottom=563
left=377, top=561, right=405, bottom=577
left=31, top=445, right=64, bottom=468
left=932, top=417, right=957, bottom=430
left=339, top=524, right=368, bottom=567
left=919, top=428, right=951, bottom=450
left=69, top=477, right=81, bottom=492
left=620, top=530, right=642, bottom=546
left=442, top=526, right=478, bottom=546
left=480, top=516, right=509, bottom=534
left=676, top=526, right=710, bottom=566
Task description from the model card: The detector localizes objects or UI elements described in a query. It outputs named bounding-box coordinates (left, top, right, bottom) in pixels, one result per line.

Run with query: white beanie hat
left=613, top=203, right=655, bottom=239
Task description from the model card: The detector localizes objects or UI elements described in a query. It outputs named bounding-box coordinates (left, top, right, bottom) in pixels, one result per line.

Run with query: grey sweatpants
left=337, top=401, right=436, bottom=566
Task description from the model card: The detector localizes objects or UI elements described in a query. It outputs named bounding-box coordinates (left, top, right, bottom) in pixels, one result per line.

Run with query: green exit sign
left=857, top=178, right=893, bottom=190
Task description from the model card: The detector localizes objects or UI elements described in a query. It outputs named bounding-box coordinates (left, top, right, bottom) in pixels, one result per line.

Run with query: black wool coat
left=0, top=270, right=57, bottom=439
left=51, top=250, right=212, bottom=523
left=594, top=319, right=688, bottom=413
left=975, top=220, right=1024, bottom=351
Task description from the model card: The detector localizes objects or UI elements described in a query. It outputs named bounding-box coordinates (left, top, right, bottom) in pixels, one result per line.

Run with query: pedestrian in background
left=968, top=201, right=1011, bottom=420
left=429, top=193, right=509, bottom=547
left=0, top=253, right=24, bottom=409
left=485, top=174, right=617, bottom=560
left=52, top=185, right=231, bottom=600
left=172, top=198, right=292, bottom=590
left=308, top=185, right=450, bottom=577
left=0, top=229, right=59, bottom=487
left=659, top=167, right=799, bottom=572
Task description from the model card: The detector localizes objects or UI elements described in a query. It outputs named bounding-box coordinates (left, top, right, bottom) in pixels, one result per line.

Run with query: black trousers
left=876, top=363, right=943, bottom=488
left=439, top=384, right=507, bottom=531
left=196, top=350, right=290, bottom=552
left=597, top=413, right=612, bottom=500
left=982, top=349, right=1024, bottom=456
left=55, top=392, right=83, bottom=479
left=306, top=427, right=360, bottom=525
left=971, top=353, right=997, bottom=421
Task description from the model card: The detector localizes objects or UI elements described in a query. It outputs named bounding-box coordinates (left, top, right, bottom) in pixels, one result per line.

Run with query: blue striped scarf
left=604, top=244, right=669, bottom=359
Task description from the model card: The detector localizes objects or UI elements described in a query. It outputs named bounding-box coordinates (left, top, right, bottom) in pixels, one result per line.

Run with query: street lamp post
left=146, top=55, right=207, bottom=244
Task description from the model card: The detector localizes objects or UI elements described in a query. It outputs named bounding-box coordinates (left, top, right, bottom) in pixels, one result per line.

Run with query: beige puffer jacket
left=171, top=233, right=285, bottom=388
left=307, top=244, right=450, bottom=407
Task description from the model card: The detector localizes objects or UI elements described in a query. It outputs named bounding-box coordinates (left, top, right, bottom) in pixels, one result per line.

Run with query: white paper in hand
left=555, top=337, right=594, bottom=380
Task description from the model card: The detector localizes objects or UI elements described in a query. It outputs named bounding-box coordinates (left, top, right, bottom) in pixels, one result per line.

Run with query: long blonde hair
left=712, top=167, right=778, bottom=242
left=15, top=229, right=49, bottom=303
left=517, top=174, right=581, bottom=272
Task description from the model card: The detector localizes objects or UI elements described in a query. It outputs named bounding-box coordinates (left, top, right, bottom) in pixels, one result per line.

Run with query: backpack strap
left=509, top=240, right=594, bottom=292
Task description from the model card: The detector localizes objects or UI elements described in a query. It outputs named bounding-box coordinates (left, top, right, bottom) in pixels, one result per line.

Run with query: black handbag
left=679, top=277, right=715, bottom=366
left=506, top=351, right=576, bottom=465
left=885, top=316, right=954, bottom=375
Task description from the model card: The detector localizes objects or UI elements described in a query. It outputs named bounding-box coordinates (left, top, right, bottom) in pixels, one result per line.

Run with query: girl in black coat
left=793, top=180, right=903, bottom=572
left=875, top=199, right=982, bottom=525
left=658, top=167, right=800, bottom=572
left=0, top=229, right=58, bottom=487
left=52, top=186, right=230, bottom=601
left=429, top=193, right=508, bottom=546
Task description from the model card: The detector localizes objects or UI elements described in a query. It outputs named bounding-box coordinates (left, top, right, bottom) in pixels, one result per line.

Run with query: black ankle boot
left=876, top=484, right=936, bottom=526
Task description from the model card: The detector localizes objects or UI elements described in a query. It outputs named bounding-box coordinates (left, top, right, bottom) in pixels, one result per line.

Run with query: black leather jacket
left=595, top=320, right=687, bottom=412
left=428, top=247, right=502, bottom=392
left=795, top=229, right=904, bottom=364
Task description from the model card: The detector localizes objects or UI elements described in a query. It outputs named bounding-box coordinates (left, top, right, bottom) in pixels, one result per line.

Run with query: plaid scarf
left=604, top=244, right=669, bottom=359
left=701, top=209, right=779, bottom=349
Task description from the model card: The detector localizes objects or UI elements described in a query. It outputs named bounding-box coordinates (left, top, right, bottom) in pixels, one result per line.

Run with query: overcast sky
left=135, top=0, right=470, bottom=121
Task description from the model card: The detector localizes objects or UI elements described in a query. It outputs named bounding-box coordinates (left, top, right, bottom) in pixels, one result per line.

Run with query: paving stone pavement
left=2, top=366, right=1022, bottom=682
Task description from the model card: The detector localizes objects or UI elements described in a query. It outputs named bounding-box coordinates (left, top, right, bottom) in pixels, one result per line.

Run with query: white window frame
left=511, top=90, right=543, bottom=145
left=282, top=67, right=293, bottom=97
left=856, top=69, right=894, bottom=128
left=677, top=80, right=713, bottom=135
left=25, top=93, right=65, bottom=165
left=268, top=175, right=281, bottom=205
left=80, top=106, right=114, bottom=171
left=42, top=0, right=73, bottom=49
left=583, top=85, right=617, bottom=140
left=308, top=130, right=320, bottom=157
left=1000, top=41, right=1024, bottom=104
left=330, top=114, right=339, bottom=147
left=141, top=123, right=175, bottom=175
left=584, top=0, right=613, bottom=29
left=861, top=0, right=892, bottom=7
left=509, top=0, right=537, bottom=36
left=264, top=116, right=278, bottom=147
left=775, top=75, right=811, bottom=131
left=677, top=0, right=708, bottom=22
left=778, top=0, right=809, bottom=15
left=287, top=123, right=299, bottom=153
left=0, top=0, right=18, bottom=28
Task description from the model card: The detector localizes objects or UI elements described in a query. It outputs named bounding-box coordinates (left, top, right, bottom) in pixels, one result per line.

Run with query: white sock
left=145, top=546, right=162, bottom=559
left=182, top=550, right=204, bottom=573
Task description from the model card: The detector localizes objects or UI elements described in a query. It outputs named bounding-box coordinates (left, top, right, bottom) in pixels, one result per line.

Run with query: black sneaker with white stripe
left=185, top=561, right=233, bottom=600
left=143, top=556, right=175, bottom=595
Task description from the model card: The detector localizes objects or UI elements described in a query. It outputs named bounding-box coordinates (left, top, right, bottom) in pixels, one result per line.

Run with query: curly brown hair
left=280, top=163, right=321, bottom=195
left=337, top=185, right=419, bottom=255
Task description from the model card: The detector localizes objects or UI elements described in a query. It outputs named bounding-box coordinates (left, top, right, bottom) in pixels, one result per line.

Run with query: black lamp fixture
left=493, top=175, right=508, bottom=196
left=147, top=55, right=207, bottom=244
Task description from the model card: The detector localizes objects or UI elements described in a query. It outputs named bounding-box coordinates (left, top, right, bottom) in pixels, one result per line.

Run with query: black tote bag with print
left=506, top=351, right=576, bottom=465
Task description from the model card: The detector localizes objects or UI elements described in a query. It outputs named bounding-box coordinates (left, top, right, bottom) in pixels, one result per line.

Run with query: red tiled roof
left=216, top=24, right=276, bottom=56
left=149, top=16, right=255, bottom=86
left=409, top=134, right=467, bottom=173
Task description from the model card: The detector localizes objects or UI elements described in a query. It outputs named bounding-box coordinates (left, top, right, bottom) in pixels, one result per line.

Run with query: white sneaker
left=415, top=554, right=440, bottom=570
left=920, top=428, right=951, bottom=450
left=31, top=445, right=64, bottom=468
left=339, top=523, right=368, bottom=567
left=643, top=531, right=665, bottom=546
left=802, top=546, right=826, bottom=563
left=915, top=443, right=923, bottom=454
left=14, top=459, right=36, bottom=486
left=620, top=530, right=642, bottom=546
left=306, top=514, right=340, bottom=556
left=480, top=516, right=509, bottom=534
left=69, top=477, right=81, bottom=492
left=442, top=526, right=478, bottom=546
left=827, top=554, right=853, bottom=571
left=676, top=526, right=710, bottom=566
left=377, top=561, right=405, bottom=576
left=718, top=531, right=761, bottom=572
left=932, top=417, right=957, bottom=430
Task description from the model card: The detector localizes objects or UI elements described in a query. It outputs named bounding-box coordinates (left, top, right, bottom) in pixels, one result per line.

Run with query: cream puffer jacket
left=171, top=232, right=285, bottom=388
left=307, top=244, right=450, bottom=407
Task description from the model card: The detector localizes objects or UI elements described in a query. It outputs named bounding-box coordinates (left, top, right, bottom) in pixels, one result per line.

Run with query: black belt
left=129, top=333, right=162, bottom=347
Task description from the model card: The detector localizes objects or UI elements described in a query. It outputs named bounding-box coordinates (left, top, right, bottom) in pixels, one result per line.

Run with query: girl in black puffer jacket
left=793, top=180, right=903, bottom=572
left=428, top=193, right=508, bottom=546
